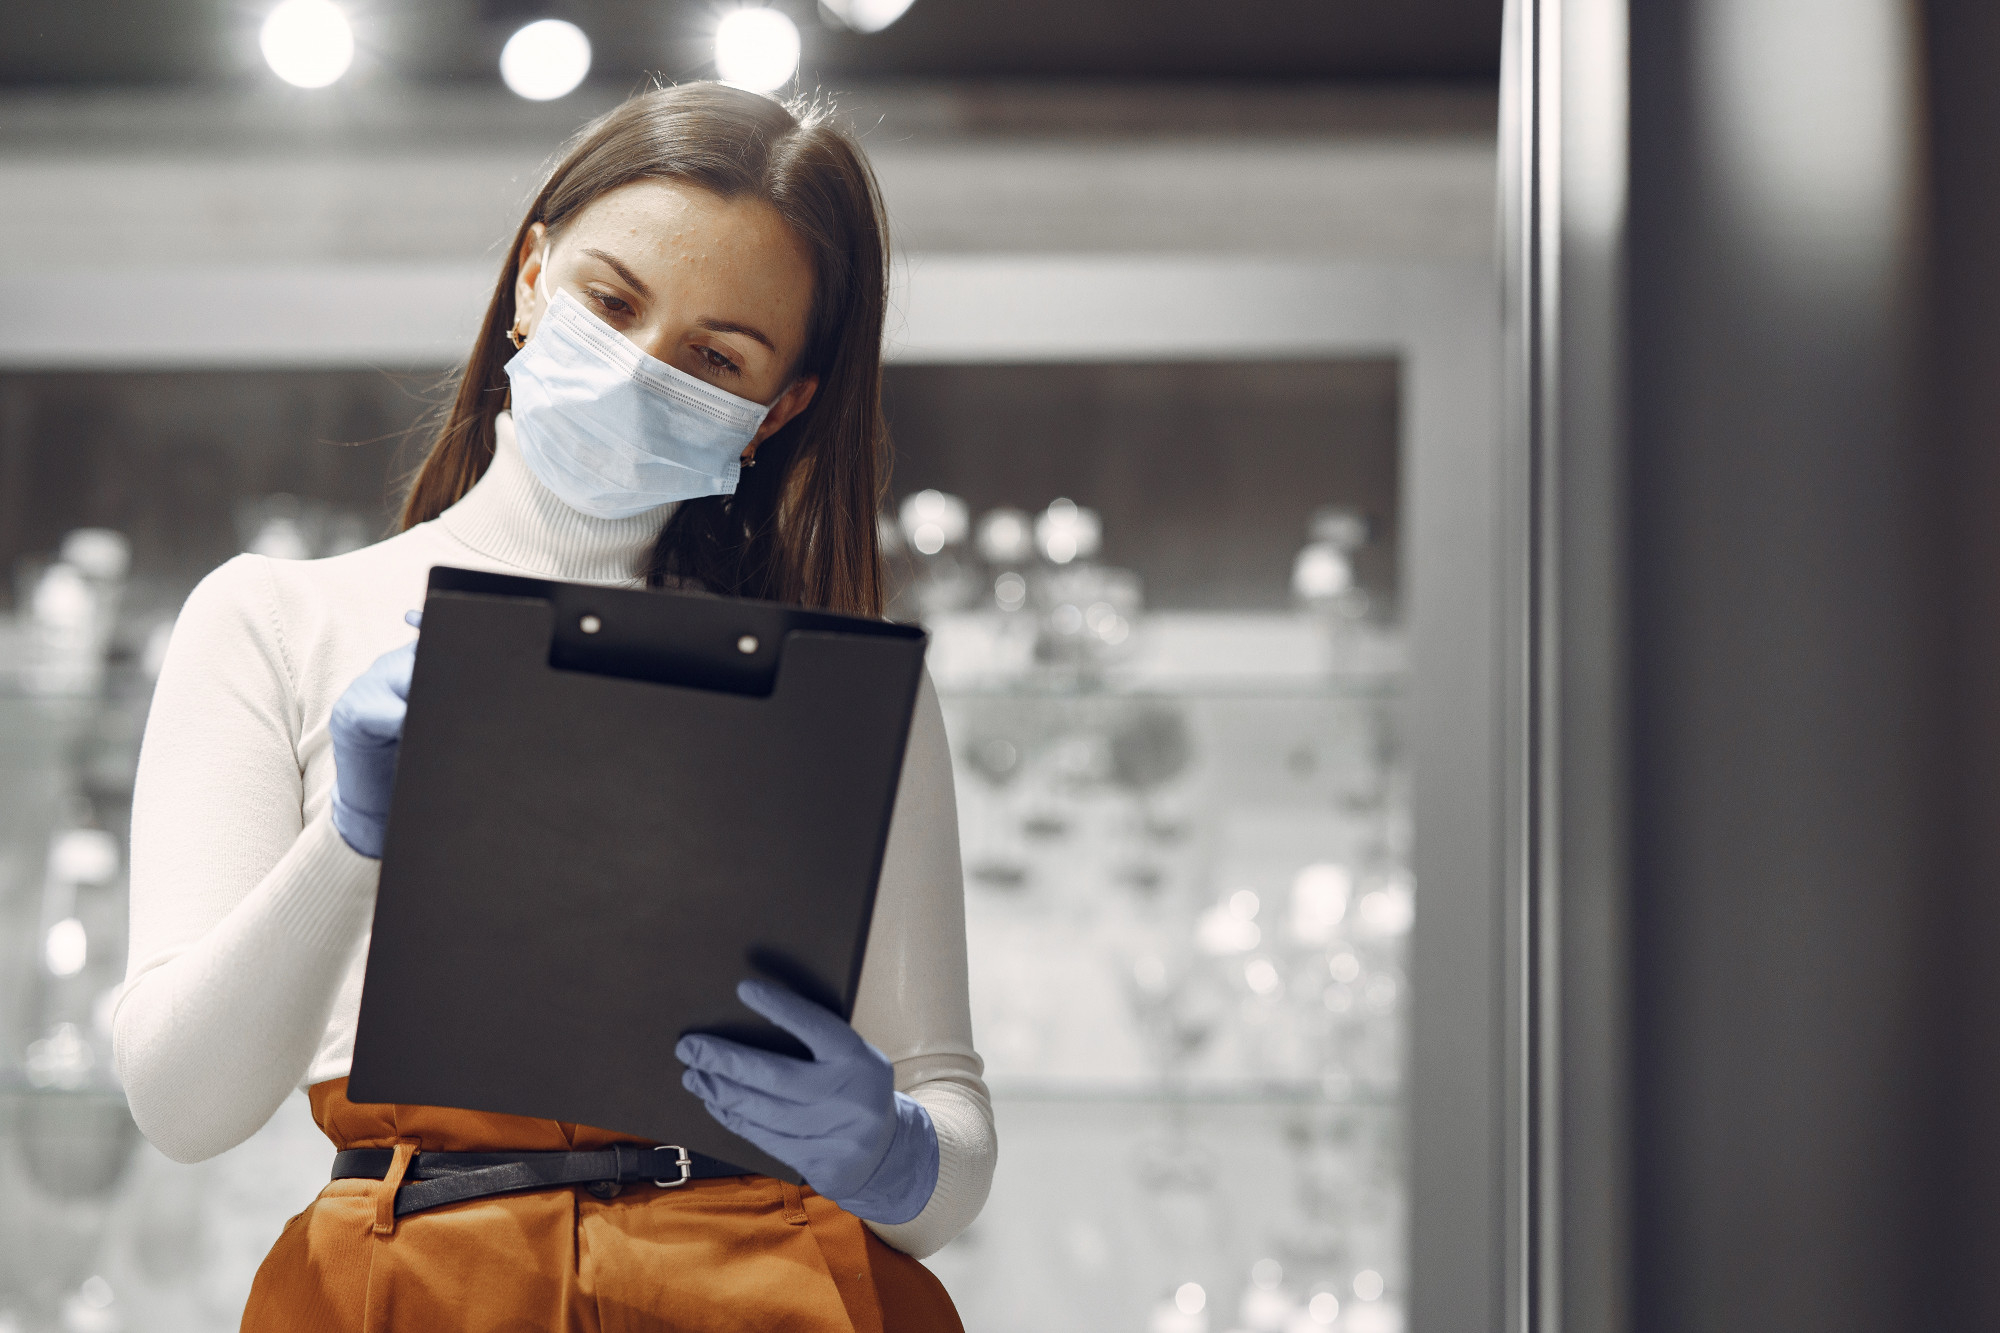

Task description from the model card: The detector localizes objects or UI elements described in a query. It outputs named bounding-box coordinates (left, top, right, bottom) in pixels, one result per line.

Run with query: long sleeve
left=114, top=556, right=381, bottom=1164
left=849, top=672, right=997, bottom=1258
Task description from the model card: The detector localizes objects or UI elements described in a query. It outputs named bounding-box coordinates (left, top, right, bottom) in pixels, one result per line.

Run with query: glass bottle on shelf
left=896, top=489, right=977, bottom=620
left=1027, top=499, right=1141, bottom=685
left=971, top=508, right=1039, bottom=682
left=1290, top=506, right=1381, bottom=677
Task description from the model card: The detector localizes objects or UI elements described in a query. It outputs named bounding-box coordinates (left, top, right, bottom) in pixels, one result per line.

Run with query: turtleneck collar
left=438, top=411, right=674, bottom=585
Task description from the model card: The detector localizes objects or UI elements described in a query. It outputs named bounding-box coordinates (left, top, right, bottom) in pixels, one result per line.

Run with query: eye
left=587, top=289, right=633, bottom=317
left=697, top=346, right=742, bottom=376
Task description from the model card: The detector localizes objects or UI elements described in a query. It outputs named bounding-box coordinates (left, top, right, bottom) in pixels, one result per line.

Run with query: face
left=513, top=178, right=820, bottom=460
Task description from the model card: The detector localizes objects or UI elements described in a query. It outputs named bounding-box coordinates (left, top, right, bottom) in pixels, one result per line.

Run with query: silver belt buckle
left=651, top=1145, right=693, bottom=1189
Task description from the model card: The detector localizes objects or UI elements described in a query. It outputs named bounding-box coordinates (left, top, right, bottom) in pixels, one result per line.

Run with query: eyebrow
left=580, top=248, right=653, bottom=301
left=694, top=317, right=777, bottom=354
left=579, top=247, right=779, bottom=355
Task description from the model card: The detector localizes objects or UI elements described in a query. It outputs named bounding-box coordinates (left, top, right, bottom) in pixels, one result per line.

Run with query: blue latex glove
left=676, top=979, right=940, bottom=1225
left=327, top=611, right=421, bottom=860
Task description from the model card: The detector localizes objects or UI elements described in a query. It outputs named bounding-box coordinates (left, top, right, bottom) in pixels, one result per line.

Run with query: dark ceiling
left=5, top=0, right=1503, bottom=87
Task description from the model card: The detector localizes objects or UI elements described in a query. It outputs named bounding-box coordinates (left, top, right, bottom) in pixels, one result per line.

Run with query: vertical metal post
left=1503, top=2, right=1635, bottom=1333
left=1405, top=36, right=1516, bottom=1333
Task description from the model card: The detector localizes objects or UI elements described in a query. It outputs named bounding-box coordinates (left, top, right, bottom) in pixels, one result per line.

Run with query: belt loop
left=779, top=1179, right=809, bottom=1226
left=373, top=1139, right=420, bottom=1236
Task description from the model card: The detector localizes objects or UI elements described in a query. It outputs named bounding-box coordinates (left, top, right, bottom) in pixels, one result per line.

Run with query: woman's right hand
left=328, top=611, right=422, bottom=859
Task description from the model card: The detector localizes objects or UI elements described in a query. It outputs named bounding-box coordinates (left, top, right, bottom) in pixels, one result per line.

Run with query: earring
left=739, top=453, right=758, bottom=469
left=507, top=321, right=527, bottom=350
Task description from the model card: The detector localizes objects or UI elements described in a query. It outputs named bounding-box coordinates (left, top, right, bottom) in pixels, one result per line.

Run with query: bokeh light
left=899, top=489, right=969, bottom=554
left=714, top=8, right=801, bottom=93
left=45, top=918, right=87, bottom=977
left=500, top=19, right=592, bottom=101
left=259, top=0, right=354, bottom=89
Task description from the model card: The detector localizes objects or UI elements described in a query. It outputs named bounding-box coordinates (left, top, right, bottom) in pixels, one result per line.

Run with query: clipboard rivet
left=736, top=634, right=759, bottom=654
left=580, top=615, right=602, bottom=634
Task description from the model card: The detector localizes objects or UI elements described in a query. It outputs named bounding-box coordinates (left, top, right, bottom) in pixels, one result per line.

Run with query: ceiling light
left=714, top=8, right=801, bottom=93
left=500, top=19, right=592, bottom=101
left=260, top=0, right=355, bottom=89
left=820, top=0, right=917, bottom=33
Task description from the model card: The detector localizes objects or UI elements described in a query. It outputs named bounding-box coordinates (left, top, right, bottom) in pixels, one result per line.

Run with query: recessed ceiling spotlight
left=714, top=8, right=801, bottom=93
left=820, top=0, right=917, bottom=34
left=500, top=19, right=592, bottom=101
left=260, top=0, right=355, bottom=89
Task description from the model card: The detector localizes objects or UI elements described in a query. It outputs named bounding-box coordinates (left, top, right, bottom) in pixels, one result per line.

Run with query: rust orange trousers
left=241, top=1080, right=965, bottom=1333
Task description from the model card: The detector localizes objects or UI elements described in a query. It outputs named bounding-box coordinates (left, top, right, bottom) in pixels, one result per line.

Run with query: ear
left=743, top=375, right=820, bottom=460
left=512, top=222, right=551, bottom=337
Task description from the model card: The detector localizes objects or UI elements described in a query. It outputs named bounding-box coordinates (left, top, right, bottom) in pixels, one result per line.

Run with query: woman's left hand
left=676, top=979, right=940, bottom=1226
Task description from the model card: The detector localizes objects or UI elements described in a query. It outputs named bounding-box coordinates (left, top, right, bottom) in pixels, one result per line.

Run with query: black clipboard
left=346, top=566, right=928, bottom=1181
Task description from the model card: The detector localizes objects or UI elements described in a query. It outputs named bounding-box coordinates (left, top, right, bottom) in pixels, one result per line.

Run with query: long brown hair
left=400, top=82, right=888, bottom=617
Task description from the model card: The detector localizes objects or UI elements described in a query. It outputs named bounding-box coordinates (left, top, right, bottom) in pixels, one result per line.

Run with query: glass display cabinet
left=872, top=343, right=1416, bottom=1331
left=868, top=258, right=1506, bottom=1332
left=922, top=603, right=1411, bottom=1333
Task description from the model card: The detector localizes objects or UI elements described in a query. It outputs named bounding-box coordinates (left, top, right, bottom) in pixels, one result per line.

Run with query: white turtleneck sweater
left=114, top=414, right=993, bottom=1259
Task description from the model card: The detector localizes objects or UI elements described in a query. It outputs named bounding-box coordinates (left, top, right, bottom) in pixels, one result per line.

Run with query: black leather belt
left=332, top=1144, right=749, bottom=1218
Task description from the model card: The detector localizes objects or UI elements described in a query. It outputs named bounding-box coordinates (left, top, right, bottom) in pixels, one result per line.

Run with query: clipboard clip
left=548, top=592, right=780, bottom=697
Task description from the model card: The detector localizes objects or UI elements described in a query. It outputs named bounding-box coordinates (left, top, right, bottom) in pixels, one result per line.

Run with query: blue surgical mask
left=505, top=288, right=773, bottom=520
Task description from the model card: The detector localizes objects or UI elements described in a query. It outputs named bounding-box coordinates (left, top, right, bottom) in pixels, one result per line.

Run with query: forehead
left=564, top=177, right=789, bottom=242
left=556, top=178, right=814, bottom=311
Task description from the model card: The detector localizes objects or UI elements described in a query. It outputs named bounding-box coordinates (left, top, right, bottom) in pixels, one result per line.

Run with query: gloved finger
left=682, top=1070, right=820, bottom=1144
left=348, top=667, right=413, bottom=729
left=680, top=1056, right=820, bottom=1112
left=676, top=1033, right=821, bottom=1095
left=735, top=979, right=862, bottom=1062
left=339, top=714, right=404, bottom=748
left=350, top=639, right=416, bottom=689
left=330, top=686, right=405, bottom=745
left=380, top=638, right=418, bottom=702
left=680, top=1065, right=814, bottom=1118
left=698, top=1095, right=828, bottom=1161
left=685, top=1065, right=837, bottom=1121
left=404, top=609, right=423, bottom=629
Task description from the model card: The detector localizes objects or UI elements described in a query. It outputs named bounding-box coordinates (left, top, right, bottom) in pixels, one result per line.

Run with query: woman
left=113, top=83, right=994, bottom=1331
